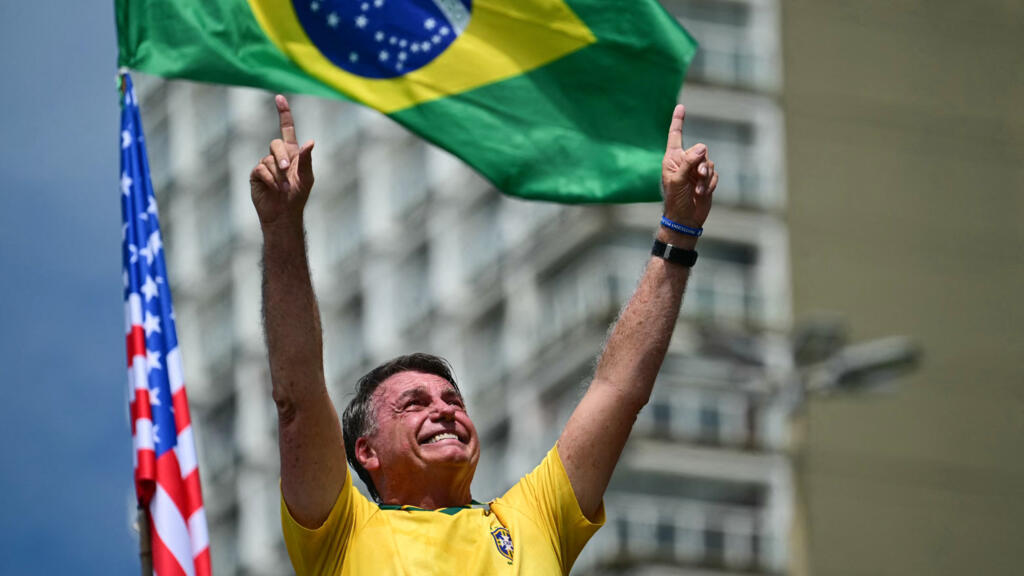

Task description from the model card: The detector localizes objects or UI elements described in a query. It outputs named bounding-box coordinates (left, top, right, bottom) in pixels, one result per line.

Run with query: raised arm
left=558, top=105, right=718, bottom=519
left=250, top=95, right=346, bottom=528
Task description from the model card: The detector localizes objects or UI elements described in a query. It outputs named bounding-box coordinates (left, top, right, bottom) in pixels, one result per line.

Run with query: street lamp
left=804, top=335, right=921, bottom=395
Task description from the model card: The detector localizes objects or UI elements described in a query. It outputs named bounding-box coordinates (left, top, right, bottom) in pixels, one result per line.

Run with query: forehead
left=373, top=371, right=458, bottom=403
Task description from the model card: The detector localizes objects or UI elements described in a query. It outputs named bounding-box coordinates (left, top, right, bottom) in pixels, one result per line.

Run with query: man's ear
left=354, top=437, right=380, bottom=472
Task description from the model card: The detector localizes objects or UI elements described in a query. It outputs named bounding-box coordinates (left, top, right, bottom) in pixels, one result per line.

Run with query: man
left=250, top=95, right=717, bottom=575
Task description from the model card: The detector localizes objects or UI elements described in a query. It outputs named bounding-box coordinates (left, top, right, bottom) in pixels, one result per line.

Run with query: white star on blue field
left=294, top=0, right=470, bottom=79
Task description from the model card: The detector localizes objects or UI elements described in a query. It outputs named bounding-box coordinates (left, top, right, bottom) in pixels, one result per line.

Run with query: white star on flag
left=373, top=0, right=384, bottom=7
left=122, top=130, right=133, bottom=149
left=379, top=50, right=389, bottom=61
left=328, top=12, right=339, bottom=27
left=139, top=244, right=154, bottom=265
left=146, top=196, right=159, bottom=217
left=149, top=384, right=162, bottom=406
left=129, top=244, right=139, bottom=264
left=121, top=172, right=133, bottom=196
left=146, top=348, right=163, bottom=373
left=425, top=18, right=436, bottom=30
left=375, top=31, right=385, bottom=41
left=148, top=231, right=163, bottom=257
left=355, top=15, right=368, bottom=28
left=143, top=310, right=162, bottom=337
left=141, top=275, right=159, bottom=301
left=310, top=1, right=320, bottom=11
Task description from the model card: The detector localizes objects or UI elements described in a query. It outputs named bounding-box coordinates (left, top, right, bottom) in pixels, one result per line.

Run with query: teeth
left=428, top=433, right=458, bottom=444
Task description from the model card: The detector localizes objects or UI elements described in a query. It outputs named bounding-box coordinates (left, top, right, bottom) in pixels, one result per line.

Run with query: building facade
left=138, top=0, right=792, bottom=574
left=782, top=0, right=1024, bottom=574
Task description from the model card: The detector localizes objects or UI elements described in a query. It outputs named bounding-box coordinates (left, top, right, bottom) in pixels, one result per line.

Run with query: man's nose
left=431, top=400, right=457, bottom=421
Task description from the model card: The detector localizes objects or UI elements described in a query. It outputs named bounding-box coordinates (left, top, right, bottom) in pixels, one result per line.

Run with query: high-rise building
left=137, top=1, right=792, bottom=574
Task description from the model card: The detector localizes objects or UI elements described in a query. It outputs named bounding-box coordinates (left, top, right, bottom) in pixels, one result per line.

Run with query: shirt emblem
left=490, top=526, right=514, bottom=562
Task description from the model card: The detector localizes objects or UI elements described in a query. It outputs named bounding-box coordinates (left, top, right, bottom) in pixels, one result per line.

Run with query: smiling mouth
left=423, top=432, right=462, bottom=445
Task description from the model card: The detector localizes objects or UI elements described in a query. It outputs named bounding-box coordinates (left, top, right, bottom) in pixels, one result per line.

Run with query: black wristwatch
left=651, top=239, right=698, bottom=267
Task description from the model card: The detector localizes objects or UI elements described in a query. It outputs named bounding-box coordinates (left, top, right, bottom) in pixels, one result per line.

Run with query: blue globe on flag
left=294, top=0, right=472, bottom=79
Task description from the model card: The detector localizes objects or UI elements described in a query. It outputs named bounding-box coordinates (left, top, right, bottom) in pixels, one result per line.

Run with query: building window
left=638, top=386, right=758, bottom=448
left=199, top=289, right=234, bottom=377
left=197, top=178, right=233, bottom=272
left=193, top=84, right=230, bottom=152
left=685, top=239, right=760, bottom=324
left=683, top=116, right=760, bottom=207
left=599, top=493, right=771, bottom=572
left=389, top=139, right=428, bottom=217
left=327, top=182, right=362, bottom=269
left=699, top=404, right=721, bottom=443
left=463, top=306, right=505, bottom=389
left=208, top=506, right=239, bottom=576
left=200, top=394, right=237, bottom=481
left=536, top=260, right=614, bottom=348
left=501, top=196, right=565, bottom=248
left=668, top=0, right=780, bottom=91
left=326, top=300, right=364, bottom=384
left=395, top=245, right=431, bottom=330
left=460, top=197, right=502, bottom=286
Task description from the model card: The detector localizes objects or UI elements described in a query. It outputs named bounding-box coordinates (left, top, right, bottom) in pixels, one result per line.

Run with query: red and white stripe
left=127, top=295, right=211, bottom=576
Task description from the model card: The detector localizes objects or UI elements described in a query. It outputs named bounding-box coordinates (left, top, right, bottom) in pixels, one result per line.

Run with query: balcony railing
left=575, top=493, right=781, bottom=575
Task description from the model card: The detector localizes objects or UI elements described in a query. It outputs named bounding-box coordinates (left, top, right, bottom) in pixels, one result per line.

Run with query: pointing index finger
left=276, top=94, right=298, bottom=145
left=666, top=104, right=685, bottom=153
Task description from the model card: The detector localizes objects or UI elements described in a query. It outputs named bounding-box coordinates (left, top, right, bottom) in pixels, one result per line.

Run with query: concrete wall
left=782, top=0, right=1024, bottom=574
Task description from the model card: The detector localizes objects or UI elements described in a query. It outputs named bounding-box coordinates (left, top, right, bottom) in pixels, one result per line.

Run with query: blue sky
left=0, top=3, right=138, bottom=573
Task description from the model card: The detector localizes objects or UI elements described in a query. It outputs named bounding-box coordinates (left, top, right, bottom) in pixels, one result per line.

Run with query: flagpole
left=138, top=505, right=153, bottom=576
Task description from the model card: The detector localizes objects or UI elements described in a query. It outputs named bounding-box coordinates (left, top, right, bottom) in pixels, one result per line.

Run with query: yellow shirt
left=282, top=444, right=604, bottom=575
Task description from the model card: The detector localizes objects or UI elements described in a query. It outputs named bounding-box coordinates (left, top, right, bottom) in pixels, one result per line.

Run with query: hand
left=250, top=95, right=316, bottom=228
left=661, top=105, right=717, bottom=229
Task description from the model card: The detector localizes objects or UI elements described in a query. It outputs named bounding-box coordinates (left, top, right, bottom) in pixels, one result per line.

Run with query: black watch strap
left=651, top=239, right=698, bottom=267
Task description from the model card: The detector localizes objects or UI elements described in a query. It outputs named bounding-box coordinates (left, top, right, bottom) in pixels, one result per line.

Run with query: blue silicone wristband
left=660, top=215, right=703, bottom=237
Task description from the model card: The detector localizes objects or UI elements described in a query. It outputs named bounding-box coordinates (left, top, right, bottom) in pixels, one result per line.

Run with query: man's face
left=363, top=370, right=480, bottom=483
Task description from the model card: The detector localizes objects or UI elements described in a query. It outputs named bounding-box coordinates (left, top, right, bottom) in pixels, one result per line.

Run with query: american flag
left=121, top=73, right=212, bottom=576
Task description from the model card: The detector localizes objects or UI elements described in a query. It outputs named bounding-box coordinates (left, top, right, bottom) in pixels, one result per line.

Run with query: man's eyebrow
left=395, top=386, right=427, bottom=402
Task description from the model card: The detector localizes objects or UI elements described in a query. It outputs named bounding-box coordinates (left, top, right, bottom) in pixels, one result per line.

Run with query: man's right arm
left=251, top=95, right=347, bottom=528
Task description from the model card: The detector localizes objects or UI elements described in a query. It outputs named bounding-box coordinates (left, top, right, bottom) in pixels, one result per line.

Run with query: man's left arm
left=558, top=104, right=718, bottom=520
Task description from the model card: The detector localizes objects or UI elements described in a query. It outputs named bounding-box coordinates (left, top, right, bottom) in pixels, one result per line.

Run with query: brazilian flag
left=116, top=0, right=696, bottom=203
